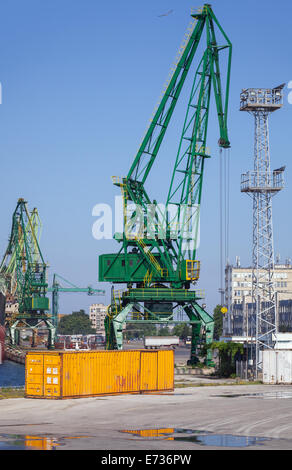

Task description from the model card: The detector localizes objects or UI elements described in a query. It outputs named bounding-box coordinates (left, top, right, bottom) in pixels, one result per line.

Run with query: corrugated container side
left=25, top=349, right=174, bottom=399
left=140, top=351, right=158, bottom=391
left=277, top=350, right=292, bottom=384
left=263, top=349, right=292, bottom=384
left=157, top=349, right=174, bottom=391
left=62, top=350, right=141, bottom=397
left=263, top=350, right=276, bottom=384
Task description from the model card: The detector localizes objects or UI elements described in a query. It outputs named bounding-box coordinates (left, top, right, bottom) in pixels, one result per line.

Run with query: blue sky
left=0, top=0, right=291, bottom=315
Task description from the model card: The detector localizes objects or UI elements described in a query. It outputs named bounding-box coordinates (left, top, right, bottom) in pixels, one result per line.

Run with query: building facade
left=4, top=293, right=18, bottom=324
left=89, top=303, right=107, bottom=336
left=224, top=259, right=292, bottom=336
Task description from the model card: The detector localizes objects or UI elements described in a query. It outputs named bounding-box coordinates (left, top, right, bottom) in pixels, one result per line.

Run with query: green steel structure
left=98, top=5, right=232, bottom=364
left=47, top=273, right=105, bottom=327
left=0, top=199, right=56, bottom=348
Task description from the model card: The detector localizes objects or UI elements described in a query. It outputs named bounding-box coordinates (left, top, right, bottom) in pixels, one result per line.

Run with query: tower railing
left=241, top=170, right=284, bottom=193
left=240, top=86, right=284, bottom=112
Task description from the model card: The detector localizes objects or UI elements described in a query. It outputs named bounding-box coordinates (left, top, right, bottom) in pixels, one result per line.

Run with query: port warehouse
left=232, top=300, right=292, bottom=336
left=224, top=262, right=292, bottom=336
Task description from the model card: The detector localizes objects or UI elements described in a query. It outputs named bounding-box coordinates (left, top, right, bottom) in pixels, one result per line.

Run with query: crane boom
left=47, top=273, right=105, bottom=327
left=99, top=4, right=232, bottom=365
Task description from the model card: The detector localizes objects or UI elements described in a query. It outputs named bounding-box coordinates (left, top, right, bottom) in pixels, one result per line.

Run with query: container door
left=26, top=354, right=44, bottom=396
left=44, top=354, right=61, bottom=397
left=140, top=351, right=158, bottom=391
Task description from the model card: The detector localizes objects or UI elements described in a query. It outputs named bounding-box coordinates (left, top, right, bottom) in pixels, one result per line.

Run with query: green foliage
left=191, top=362, right=205, bottom=369
left=158, top=326, right=171, bottom=336
left=57, top=310, right=96, bottom=335
left=211, top=341, right=244, bottom=357
left=211, top=341, right=244, bottom=377
left=124, top=323, right=157, bottom=340
left=124, top=323, right=191, bottom=340
left=173, top=323, right=191, bottom=339
left=0, top=387, right=25, bottom=399
left=213, top=304, right=223, bottom=340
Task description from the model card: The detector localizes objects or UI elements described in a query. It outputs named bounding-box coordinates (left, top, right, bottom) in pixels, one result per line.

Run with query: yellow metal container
left=25, top=349, right=174, bottom=399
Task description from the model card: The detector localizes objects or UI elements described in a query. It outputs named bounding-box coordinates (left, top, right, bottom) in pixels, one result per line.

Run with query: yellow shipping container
left=25, top=349, right=174, bottom=399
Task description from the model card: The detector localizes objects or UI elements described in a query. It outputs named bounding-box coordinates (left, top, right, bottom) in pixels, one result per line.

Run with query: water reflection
left=0, top=434, right=89, bottom=450
left=121, top=428, right=270, bottom=448
left=0, top=360, right=25, bottom=387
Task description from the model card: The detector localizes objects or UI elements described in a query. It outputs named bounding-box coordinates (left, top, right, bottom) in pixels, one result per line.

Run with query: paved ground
left=1, top=381, right=292, bottom=451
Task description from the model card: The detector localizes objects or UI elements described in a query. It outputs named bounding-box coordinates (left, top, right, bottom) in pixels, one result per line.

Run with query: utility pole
left=240, top=85, right=285, bottom=379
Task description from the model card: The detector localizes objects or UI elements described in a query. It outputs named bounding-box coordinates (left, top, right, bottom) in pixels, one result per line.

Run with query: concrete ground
left=1, top=381, right=292, bottom=450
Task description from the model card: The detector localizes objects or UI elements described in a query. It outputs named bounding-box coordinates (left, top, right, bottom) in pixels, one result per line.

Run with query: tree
left=124, top=323, right=157, bottom=340
left=57, top=310, right=96, bottom=335
left=211, top=341, right=244, bottom=377
left=173, top=323, right=191, bottom=339
left=158, top=326, right=171, bottom=336
left=213, top=305, right=224, bottom=340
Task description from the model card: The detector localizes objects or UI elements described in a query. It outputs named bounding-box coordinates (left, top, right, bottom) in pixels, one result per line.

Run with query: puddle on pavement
left=121, top=428, right=270, bottom=448
left=0, top=434, right=90, bottom=450
left=213, top=391, right=292, bottom=399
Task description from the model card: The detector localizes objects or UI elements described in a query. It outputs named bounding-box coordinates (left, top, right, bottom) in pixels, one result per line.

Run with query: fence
left=236, top=360, right=255, bottom=381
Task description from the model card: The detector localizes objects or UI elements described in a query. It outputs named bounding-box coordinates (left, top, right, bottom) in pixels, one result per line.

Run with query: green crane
left=98, top=4, right=232, bottom=365
left=0, top=198, right=56, bottom=348
left=47, top=273, right=105, bottom=327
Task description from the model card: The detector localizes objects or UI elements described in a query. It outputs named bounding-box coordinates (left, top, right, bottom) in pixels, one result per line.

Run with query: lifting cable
left=219, top=146, right=230, bottom=307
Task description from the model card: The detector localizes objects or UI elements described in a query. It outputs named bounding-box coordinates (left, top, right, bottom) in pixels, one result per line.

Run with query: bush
left=210, top=341, right=244, bottom=377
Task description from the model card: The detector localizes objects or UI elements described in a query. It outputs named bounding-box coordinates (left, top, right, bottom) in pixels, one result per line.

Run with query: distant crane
left=47, top=273, right=105, bottom=327
left=0, top=200, right=105, bottom=348
left=0, top=199, right=56, bottom=348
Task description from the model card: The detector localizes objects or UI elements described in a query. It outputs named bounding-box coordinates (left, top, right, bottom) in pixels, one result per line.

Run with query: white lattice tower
left=240, top=85, right=285, bottom=378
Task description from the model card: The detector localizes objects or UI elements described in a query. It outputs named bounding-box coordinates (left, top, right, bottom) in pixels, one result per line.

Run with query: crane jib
left=99, top=4, right=232, bottom=366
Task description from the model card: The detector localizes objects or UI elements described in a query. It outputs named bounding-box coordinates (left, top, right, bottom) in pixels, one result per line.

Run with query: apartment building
left=5, top=293, right=18, bottom=323
left=224, top=258, right=292, bottom=335
left=89, top=303, right=107, bottom=335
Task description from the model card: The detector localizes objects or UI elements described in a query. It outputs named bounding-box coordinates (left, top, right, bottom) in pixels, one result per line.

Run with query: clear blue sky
left=0, top=0, right=291, bottom=315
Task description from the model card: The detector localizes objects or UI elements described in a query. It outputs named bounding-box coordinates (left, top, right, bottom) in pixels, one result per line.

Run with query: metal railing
left=240, top=87, right=284, bottom=110
left=241, top=171, right=284, bottom=193
left=124, top=287, right=205, bottom=300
